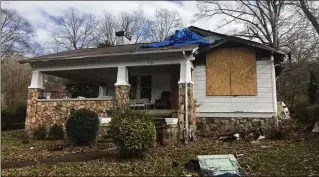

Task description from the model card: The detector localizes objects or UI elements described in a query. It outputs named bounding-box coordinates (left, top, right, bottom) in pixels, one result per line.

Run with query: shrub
left=33, top=125, right=47, bottom=140
left=109, top=108, right=156, bottom=157
left=66, top=108, right=99, bottom=146
left=48, top=124, right=64, bottom=140
left=305, top=104, right=319, bottom=123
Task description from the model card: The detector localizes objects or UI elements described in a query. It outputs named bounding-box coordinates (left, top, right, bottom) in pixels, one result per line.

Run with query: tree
left=99, top=9, right=150, bottom=44
left=196, top=0, right=303, bottom=49
left=118, top=9, right=150, bottom=43
left=1, top=55, right=31, bottom=112
left=148, top=9, right=183, bottom=42
left=99, top=11, right=118, bottom=46
left=308, top=70, right=318, bottom=105
left=299, top=0, right=319, bottom=35
left=49, top=8, right=100, bottom=51
left=0, top=9, right=35, bottom=58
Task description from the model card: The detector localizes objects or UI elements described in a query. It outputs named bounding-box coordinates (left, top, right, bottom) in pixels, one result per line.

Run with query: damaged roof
left=19, top=43, right=197, bottom=63
left=19, top=26, right=286, bottom=64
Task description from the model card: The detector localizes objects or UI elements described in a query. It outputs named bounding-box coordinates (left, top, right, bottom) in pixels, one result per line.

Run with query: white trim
left=114, top=66, right=130, bottom=86
left=21, top=48, right=195, bottom=63
left=34, top=57, right=185, bottom=72
left=28, top=71, right=45, bottom=89
left=178, top=60, right=193, bottom=84
left=271, top=55, right=278, bottom=123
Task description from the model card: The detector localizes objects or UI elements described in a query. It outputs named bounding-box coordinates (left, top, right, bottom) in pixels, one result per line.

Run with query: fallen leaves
left=2, top=125, right=319, bottom=176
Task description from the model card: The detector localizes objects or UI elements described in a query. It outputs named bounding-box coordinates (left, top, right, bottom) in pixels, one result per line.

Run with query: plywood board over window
left=231, top=47, right=257, bottom=95
left=206, top=47, right=257, bottom=96
left=206, top=48, right=231, bottom=95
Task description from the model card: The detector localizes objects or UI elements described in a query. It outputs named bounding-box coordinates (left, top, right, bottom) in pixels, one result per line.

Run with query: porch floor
left=144, top=109, right=177, bottom=118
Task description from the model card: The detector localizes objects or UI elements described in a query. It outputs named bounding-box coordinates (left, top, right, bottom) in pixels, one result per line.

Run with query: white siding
left=194, top=60, right=275, bottom=118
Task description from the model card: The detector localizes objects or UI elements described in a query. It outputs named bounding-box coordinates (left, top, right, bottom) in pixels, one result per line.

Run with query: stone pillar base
left=114, top=85, right=130, bottom=107
left=25, top=88, right=43, bottom=136
left=177, top=83, right=196, bottom=141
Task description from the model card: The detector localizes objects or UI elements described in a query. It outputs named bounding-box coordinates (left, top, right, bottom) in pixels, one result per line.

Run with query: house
left=19, top=26, right=285, bottom=139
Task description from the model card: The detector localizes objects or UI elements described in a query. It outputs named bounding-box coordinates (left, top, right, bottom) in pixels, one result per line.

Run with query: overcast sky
left=2, top=1, right=243, bottom=48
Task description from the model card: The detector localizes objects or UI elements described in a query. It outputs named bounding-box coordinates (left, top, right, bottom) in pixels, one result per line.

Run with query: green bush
left=48, top=124, right=65, bottom=140
left=66, top=108, right=99, bottom=146
left=33, top=125, right=47, bottom=140
left=305, top=105, right=319, bottom=123
left=109, top=108, right=156, bottom=157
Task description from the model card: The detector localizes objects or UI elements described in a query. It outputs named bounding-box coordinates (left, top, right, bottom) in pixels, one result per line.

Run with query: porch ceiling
left=44, top=68, right=117, bottom=85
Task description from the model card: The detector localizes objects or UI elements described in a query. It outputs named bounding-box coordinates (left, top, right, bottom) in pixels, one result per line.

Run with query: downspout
left=271, top=54, right=278, bottom=127
left=182, top=51, right=189, bottom=143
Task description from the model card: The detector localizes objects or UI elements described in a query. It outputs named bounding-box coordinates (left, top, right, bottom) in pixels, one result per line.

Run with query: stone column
left=177, top=60, right=196, bottom=140
left=178, top=83, right=196, bottom=139
left=26, top=71, right=45, bottom=135
left=114, top=66, right=130, bottom=107
left=115, top=85, right=130, bottom=106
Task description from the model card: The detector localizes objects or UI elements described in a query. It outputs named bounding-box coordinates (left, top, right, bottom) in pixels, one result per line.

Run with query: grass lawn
left=2, top=126, right=319, bottom=176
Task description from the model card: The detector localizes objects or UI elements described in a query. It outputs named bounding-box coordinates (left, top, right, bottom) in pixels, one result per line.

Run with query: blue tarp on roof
left=142, top=28, right=214, bottom=48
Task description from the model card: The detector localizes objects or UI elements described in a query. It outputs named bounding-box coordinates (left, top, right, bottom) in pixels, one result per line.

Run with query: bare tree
left=99, top=9, right=150, bottom=44
left=1, top=55, right=31, bottom=112
left=299, top=0, right=319, bottom=35
left=49, top=8, right=100, bottom=51
left=196, top=0, right=303, bottom=49
left=118, top=9, right=150, bottom=43
left=0, top=9, right=35, bottom=58
left=99, top=11, right=118, bottom=46
left=148, top=9, right=183, bottom=42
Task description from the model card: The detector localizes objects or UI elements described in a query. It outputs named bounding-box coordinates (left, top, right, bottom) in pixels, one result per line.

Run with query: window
left=129, top=75, right=152, bottom=100
left=129, top=76, right=137, bottom=99
left=140, top=76, right=152, bottom=99
left=206, top=47, right=257, bottom=96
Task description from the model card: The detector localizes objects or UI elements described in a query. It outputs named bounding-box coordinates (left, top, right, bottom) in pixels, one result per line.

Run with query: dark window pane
left=141, top=88, right=151, bottom=99
left=129, top=76, right=137, bottom=87
left=129, top=76, right=137, bottom=99
left=141, top=76, right=152, bottom=88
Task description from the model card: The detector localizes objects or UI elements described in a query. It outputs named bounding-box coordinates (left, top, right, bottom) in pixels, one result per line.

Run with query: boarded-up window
left=206, top=47, right=257, bottom=96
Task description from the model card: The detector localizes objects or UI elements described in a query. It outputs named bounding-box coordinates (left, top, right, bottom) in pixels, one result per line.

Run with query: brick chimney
left=115, top=31, right=132, bottom=45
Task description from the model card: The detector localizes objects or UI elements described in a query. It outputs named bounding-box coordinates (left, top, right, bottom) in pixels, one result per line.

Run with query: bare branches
left=49, top=8, right=100, bottom=51
left=0, top=9, right=35, bottom=58
left=99, top=8, right=184, bottom=44
left=1, top=55, right=31, bottom=111
left=148, top=9, right=183, bottom=42
left=195, top=0, right=300, bottom=49
left=299, top=0, right=319, bottom=35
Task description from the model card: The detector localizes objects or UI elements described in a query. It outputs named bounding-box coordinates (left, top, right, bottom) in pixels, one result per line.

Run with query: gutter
left=19, top=48, right=195, bottom=64
left=182, top=51, right=189, bottom=144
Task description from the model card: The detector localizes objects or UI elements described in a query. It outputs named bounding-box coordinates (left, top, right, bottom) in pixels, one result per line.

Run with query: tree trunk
left=299, top=0, right=319, bottom=35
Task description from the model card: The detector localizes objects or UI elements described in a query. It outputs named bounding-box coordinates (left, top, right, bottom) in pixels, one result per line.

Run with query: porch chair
left=155, top=91, right=171, bottom=109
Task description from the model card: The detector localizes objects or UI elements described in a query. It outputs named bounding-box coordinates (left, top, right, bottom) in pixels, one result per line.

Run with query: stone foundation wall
left=26, top=89, right=113, bottom=135
left=197, top=117, right=276, bottom=136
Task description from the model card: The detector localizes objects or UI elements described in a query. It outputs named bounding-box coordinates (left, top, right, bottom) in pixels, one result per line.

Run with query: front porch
left=25, top=50, right=197, bottom=141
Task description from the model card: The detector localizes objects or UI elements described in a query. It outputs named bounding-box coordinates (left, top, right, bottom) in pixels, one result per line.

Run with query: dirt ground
left=2, top=121, right=319, bottom=176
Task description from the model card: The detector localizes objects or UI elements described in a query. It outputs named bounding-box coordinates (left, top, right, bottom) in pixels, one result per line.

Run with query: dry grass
left=2, top=125, right=319, bottom=176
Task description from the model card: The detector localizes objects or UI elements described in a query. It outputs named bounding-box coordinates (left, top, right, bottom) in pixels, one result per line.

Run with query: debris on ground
left=197, top=154, right=244, bottom=177
left=312, top=122, right=319, bottom=133
left=184, top=159, right=200, bottom=171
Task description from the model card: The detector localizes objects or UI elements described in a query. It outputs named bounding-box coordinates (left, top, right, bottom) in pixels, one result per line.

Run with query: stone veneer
left=197, top=117, right=276, bottom=136
left=25, top=88, right=113, bottom=136
left=178, top=83, right=196, bottom=139
left=114, top=85, right=130, bottom=107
